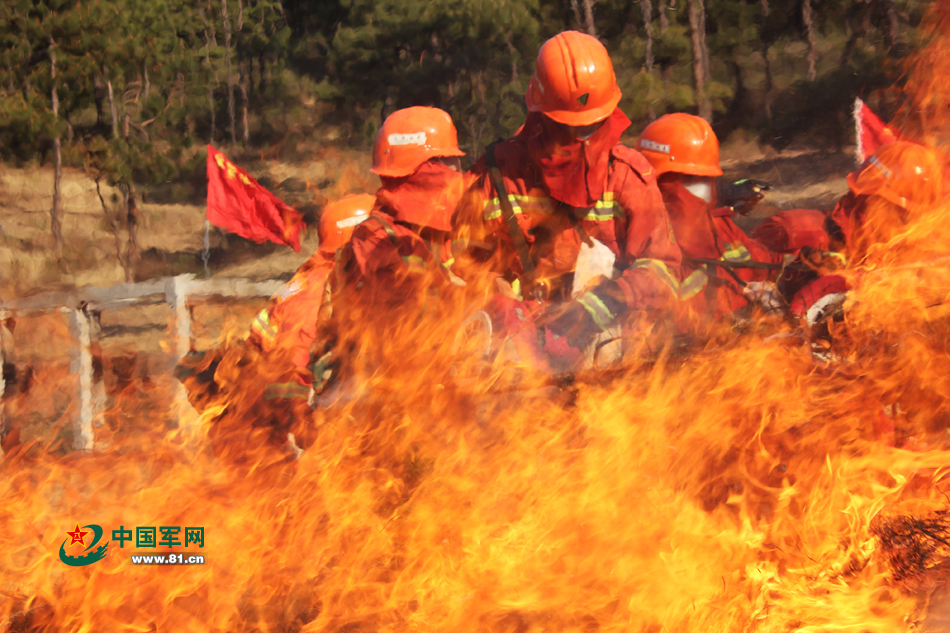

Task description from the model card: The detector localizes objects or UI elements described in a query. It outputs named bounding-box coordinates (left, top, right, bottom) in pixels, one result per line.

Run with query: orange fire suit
left=658, top=179, right=784, bottom=320
left=326, top=206, right=462, bottom=380
left=751, top=205, right=853, bottom=319
left=462, top=137, right=686, bottom=366
left=245, top=249, right=336, bottom=401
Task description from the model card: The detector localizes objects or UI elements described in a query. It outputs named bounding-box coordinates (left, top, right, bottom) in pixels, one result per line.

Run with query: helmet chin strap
left=683, top=180, right=714, bottom=204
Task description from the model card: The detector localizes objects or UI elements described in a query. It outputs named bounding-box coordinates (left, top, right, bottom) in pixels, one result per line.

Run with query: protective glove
left=789, top=275, right=850, bottom=321
left=717, top=179, right=771, bottom=216
left=742, top=281, right=785, bottom=314
left=543, top=277, right=627, bottom=350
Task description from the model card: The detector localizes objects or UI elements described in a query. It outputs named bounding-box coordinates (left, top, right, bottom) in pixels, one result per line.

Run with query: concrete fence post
left=165, top=275, right=196, bottom=433
left=66, top=307, right=96, bottom=451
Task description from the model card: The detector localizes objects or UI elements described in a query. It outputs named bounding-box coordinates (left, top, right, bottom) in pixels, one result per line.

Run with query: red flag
left=854, top=98, right=904, bottom=165
left=206, top=145, right=304, bottom=251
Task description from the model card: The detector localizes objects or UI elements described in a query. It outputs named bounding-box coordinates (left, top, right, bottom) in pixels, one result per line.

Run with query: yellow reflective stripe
left=721, top=244, right=751, bottom=262
left=401, top=255, right=427, bottom=273
left=822, top=250, right=848, bottom=265
left=629, top=259, right=708, bottom=301
left=511, top=278, right=523, bottom=300
left=578, top=292, right=615, bottom=331
left=629, top=258, right=680, bottom=294
left=583, top=191, right=618, bottom=221
left=442, top=257, right=455, bottom=268
left=251, top=309, right=277, bottom=342
left=678, top=269, right=708, bottom=300
left=263, top=382, right=311, bottom=401
left=483, top=195, right=556, bottom=221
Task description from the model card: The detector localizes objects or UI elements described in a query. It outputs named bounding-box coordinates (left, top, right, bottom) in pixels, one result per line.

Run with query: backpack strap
left=485, top=142, right=537, bottom=282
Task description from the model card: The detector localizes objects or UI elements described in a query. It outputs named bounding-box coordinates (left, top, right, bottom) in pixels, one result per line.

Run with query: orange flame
left=7, top=8, right=950, bottom=631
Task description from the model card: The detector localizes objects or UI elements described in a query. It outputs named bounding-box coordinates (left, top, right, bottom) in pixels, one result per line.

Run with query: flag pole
left=202, top=220, right=211, bottom=278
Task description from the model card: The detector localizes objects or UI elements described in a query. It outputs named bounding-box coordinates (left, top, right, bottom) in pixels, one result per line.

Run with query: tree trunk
left=96, top=178, right=130, bottom=279
left=201, top=7, right=217, bottom=143
left=221, top=0, right=237, bottom=146
left=93, top=74, right=106, bottom=133
left=687, top=0, right=712, bottom=120
left=105, top=72, right=120, bottom=138
left=124, top=184, right=139, bottom=283
left=49, top=38, right=63, bottom=254
left=803, top=0, right=818, bottom=80
left=239, top=61, right=249, bottom=143
left=641, top=0, right=654, bottom=72
left=506, top=30, right=518, bottom=84
left=762, top=0, right=773, bottom=122
left=582, top=0, right=597, bottom=36
left=570, top=0, right=583, bottom=31
left=840, top=3, right=870, bottom=67
left=237, top=0, right=249, bottom=142
left=258, top=51, right=267, bottom=93
left=876, top=0, right=900, bottom=53
left=640, top=0, right=656, bottom=120
left=658, top=0, right=669, bottom=35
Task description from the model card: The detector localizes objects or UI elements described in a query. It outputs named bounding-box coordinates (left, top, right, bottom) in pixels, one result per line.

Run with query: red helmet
left=847, top=141, right=944, bottom=212
left=636, top=113, right=723, bottom=177
left=318, top=194, right=375, bottom=253
left=525, top=31, right=622, bottom=127
left=371, top=107, right=465, bottom=178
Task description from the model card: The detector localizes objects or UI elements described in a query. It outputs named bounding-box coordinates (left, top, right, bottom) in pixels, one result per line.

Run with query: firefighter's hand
left=543, top=278, right=627, bottom=349
left=742, top=281, right=785, bottom=314
left=718, top=179, right=771, bottom=215
left=544, top=301, right=600, bottom=350
left=288, top=397, right=317, bottom=451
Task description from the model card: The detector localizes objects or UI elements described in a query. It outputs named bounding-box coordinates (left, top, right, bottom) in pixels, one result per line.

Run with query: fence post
left=166, top=275, right=196, bottom=432
left=0, top=312, right=6, bottom=460
left=67, top=307, right=96, bottom=451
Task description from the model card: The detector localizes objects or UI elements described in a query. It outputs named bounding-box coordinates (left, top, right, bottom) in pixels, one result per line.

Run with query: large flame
left=7, top=9, right=950, bottom=632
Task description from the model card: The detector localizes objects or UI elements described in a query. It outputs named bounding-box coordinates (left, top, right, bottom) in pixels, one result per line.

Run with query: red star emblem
left=65, top=524, right=88, bottom=546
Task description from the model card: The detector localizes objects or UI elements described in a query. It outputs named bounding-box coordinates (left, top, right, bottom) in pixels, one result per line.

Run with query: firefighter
left=245, top=193, right=375, bottom=402
left=635, top=113, right=785, bottom=322
left=462, top=31, right=685, bottom=371
left=752, top=141, right=945, bottom=322
left=320, top=106, right=470, bottom=387
left=175, top=194, right=374, bottom=458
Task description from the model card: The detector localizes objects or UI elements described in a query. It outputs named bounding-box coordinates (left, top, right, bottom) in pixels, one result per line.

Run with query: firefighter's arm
left=544, top=181, right=681, bottom=348
left=615, top=178, right=684, bottom=312
left=451, top=165, right=502, bottom=279
left=750, top=209, right=832, bottom=254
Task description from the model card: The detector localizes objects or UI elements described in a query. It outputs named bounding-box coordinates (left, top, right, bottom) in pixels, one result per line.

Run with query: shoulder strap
left=485, top=142, right=536, bottom=280
left=363, top=215, right=401, bottom=250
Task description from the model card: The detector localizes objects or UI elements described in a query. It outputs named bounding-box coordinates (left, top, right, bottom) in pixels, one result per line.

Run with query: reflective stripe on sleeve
left=401, top=255, right=428, bottom=273
left=721, top=244, right=752, bottom=262
left=483, top=195, right=556, bottom=221
left=251, top=309, right=277, bottom=343
left=628, top=259, right=709, bottom=301
left=582, top=192, right=618, bottom=222
left=578, top=292, right=616, bottom=331
left=263, top=382, right=312, bottom=401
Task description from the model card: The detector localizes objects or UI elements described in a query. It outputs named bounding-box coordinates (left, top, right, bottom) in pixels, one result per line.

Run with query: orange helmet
left=371, top=107, right=465, bottom=178
left=847, top=141, right=944, bottom=212
left=526, top=31, right=622, bottom=127
left=636, top=113, right=723, bottom=177
left=318, top=193, right=375, bottom=253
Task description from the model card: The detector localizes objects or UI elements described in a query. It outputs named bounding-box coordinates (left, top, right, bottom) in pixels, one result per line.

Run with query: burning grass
left=7, top=6, right=950, bottom=630
left=3, top=241, right=950, bottom=631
